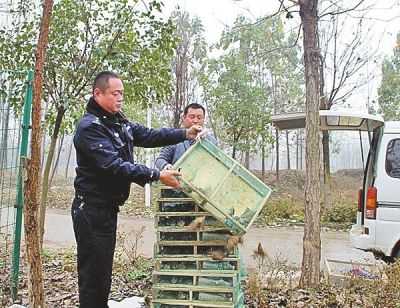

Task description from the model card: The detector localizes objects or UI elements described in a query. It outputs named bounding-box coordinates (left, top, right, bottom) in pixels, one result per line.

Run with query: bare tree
left=167, top=9, right=207, bottom=127
left=23, top=0, right=54, bottom=305
left=266, top=0, right=371, bottom=287
left=319, top=8, right=373, bottom=182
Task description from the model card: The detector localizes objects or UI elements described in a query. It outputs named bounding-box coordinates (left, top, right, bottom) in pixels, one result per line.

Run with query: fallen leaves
left=1, top=247, right=152, bottom=307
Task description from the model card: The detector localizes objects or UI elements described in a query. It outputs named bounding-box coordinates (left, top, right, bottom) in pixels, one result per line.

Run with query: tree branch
left=320, top=0, right=366, bottom=18
left=255, top=22, right=302, bottom=59
left=231, top=2, right=298, bottom=32
left=328, top=14, right=339, bottom=104
left=73, top=26, right=124, bottom=98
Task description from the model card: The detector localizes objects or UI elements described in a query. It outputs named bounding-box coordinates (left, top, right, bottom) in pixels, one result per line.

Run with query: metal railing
left=0, top=69, right=33, bottom=300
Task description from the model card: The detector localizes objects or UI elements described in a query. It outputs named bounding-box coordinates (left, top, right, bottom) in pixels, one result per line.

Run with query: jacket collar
left=87, top=97, right=116, bottom=120
left=86, top=97, right=128, bottom=125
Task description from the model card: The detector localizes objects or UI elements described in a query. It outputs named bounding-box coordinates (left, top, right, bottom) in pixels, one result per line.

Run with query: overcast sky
left=163, top=0, right=399, bottom=52
left=162, top=0, right=400, bottom=112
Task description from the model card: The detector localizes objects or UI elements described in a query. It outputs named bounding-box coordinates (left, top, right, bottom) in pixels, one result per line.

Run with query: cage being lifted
left=173, top=139, right=272, bottom=235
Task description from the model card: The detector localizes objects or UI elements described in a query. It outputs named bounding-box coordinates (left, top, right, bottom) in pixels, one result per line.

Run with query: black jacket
left=73, top=97, right=186, bottom=206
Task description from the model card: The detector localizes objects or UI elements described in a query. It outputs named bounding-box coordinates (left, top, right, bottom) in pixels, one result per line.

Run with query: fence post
left=11, top=70, right=33, bottom=300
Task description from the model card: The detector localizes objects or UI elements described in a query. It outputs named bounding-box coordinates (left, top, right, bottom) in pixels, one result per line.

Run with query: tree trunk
left=275, top=128, right=279, bottom=181
left=322, top=129, right=333, bottom=210
left=270, top=146, right=274, bottom=171
left=49, top=133, right=64, bottom=186
left=299, top=0, right=321, bottom=288
left=173, top=44, right=189, bottom=128
left=174, top=62, right=181, bottom=128
left=296, top=131, right=299, bottom=170
left=300, top=131, right=304, bottom=169
left=261, top=143, right=265, bottom=182
left=41, top=133, right=46, bottom=169
left=41, top=101, right=48, bottom=168
left=322, top=130, right=330, bottom=182
left=319, top=59, right=331, bottom=184
left=65, top=138, right=73, bottom=178
left=244, top=150, right=250, bottom=169
left=286, top=131, right=291, bottom=170
left=39, top=105, right=65, bottom=247
left=0, top=103, right=10, bottom=169
left=24, top=0, right=53, bottom=306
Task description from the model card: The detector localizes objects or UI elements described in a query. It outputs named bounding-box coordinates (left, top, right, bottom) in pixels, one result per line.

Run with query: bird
left=188, top=216, right=206, bottom=231
left=210, top=249, right=226, bottom=261
left=226, top=235, right=243, bottom=254
left=253, top=242, right=268, bottom=259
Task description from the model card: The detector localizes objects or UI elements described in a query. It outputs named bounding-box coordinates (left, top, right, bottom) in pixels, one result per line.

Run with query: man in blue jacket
left=155, top=103, right=216, bottom=170
left=72, top=71, right=201, bottom=308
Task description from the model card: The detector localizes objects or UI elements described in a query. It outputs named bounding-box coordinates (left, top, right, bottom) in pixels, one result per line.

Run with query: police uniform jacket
left=73, top=97, right=187, bottom=207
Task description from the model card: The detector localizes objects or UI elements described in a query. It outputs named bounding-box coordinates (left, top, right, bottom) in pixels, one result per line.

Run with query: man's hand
left=195, top=128, right=209, bottom=142
left=163, top=164, right=173, bottom=170
left=186, top=125, right=202, bottom=140
left=159, top=169, right=181, bottom=188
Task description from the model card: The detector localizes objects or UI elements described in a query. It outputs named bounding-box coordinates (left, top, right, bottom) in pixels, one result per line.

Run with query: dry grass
left=245, top=241, right=400, bottom=308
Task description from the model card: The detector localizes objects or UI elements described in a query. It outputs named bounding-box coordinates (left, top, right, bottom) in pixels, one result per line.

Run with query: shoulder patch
left=91, top=116, right=101, bottom=125
left=78, top=113, right=106, bottom=131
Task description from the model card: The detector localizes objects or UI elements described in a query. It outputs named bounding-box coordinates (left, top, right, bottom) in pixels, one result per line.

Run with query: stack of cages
left=152, top=187, right=245, bottom=308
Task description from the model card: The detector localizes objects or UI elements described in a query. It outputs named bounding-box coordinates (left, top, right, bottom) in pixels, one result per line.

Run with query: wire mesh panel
left=0, top=70, right=32, bottom=300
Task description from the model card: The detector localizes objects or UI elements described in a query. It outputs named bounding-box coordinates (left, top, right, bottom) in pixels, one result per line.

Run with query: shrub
left=261, top=199, right=304, bottom=224
left=322, top=203, right=357, bottom=226
left=125, top=256, right=153, bottom=282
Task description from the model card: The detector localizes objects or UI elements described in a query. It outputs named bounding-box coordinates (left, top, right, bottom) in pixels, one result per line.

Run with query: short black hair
left=92, top=71, right=120, bottom=94
left=183, top=103, right=205, bottom=116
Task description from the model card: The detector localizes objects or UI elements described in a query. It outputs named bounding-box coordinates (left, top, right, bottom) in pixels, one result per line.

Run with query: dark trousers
left=71, top=197, right=118, bottom=308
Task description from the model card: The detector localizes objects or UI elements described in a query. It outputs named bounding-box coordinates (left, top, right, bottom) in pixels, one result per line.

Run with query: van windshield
left=386, top=138, right=400, bottom=179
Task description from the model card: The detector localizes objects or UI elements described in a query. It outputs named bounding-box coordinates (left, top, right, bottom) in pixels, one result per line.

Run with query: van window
left=386, top=139, right=400, bottom=178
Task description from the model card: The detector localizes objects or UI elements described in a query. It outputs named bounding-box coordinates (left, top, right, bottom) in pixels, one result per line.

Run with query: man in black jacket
left=72, top=71, right=201, bottom=308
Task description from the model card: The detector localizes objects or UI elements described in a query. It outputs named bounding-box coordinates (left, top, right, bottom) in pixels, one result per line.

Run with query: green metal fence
left=0, top=70, right=33, bottom=300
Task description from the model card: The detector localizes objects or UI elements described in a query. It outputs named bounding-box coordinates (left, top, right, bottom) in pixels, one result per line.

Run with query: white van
left=350, top=121, right=400, bottom=259
left=272, top=111, right=400, bottom=260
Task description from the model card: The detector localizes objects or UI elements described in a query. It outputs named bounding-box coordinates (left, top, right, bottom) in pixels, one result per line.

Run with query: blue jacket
left=74, top=98, right=186, bottom=206
left=155, top=135, right=217, bottom=170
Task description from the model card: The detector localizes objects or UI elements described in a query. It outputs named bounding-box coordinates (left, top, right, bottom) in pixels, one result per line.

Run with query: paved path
left=42, top=208, right=374, bottom=269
